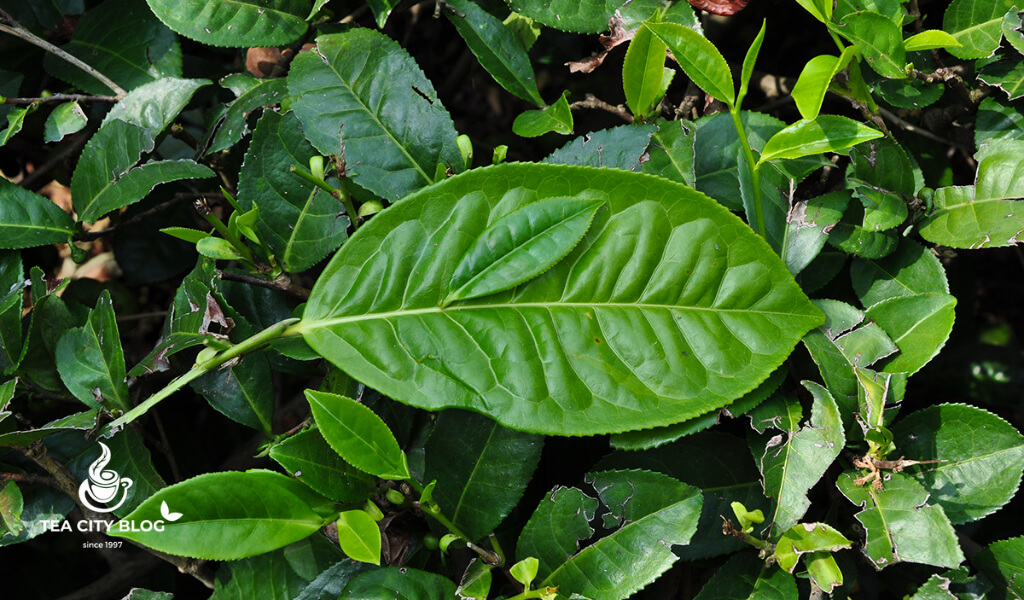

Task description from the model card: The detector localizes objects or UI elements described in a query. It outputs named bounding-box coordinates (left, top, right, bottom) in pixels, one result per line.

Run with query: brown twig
left=0, top=471, right=60, bottom=488
left=2, top=94, right=119, bottom=105
left=217, top=270, right=311, bottom=300
left=569, top=93, right=634, bottom=123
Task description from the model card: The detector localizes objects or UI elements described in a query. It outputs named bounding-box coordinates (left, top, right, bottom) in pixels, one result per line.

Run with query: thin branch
left=76, top=192, right=210, bottom=240
left=0, top=471, right=60, bottom=488
left=218, top=270, right=311, bottom=300
left=2, top=94, right=119, bottom=105
left=0, top=10, right=126, bottom=98
left=570, top=94, right=634, bottom=123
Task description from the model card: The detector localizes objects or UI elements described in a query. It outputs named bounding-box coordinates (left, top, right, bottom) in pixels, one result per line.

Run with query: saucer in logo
left=79, top=442, right=133, bottom=513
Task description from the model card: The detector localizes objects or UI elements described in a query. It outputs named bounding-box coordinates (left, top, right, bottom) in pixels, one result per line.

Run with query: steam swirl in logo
left=79, top=442, right=133, bottom=513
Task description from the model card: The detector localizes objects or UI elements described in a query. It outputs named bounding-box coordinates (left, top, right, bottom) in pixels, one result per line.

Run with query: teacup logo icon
left=79, top=442, right=133, bottom=513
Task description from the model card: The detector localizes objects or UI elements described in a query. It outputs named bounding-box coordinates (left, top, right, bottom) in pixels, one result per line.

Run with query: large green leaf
left=891, top=404, right=1024, bottom=524
left=55, top=291, right=130, bottom=412
left=109, top=470, right=334, bottom=560
left=444, top=0, right=543, bottom=106
left=297, top=163, right=823, bottom=436
left=692, top=551, right=798, bottom=600
left=506, top=0, right=622, bottom=34
left=145, top=0, right=308, bottom=47
left=943, top=0, right=1017, bottom=59
left=974, top=537, right=1024, bottom=600
left=43, top=0, right=181, bottom=95
left=838, top=472, right=964, bottom=570
left=306, top=390, right=410, bottom=480
left=648, top=22, right=735, bottom=107
left=238, top=110, right=349, bottom=273
left=203, top=74, right=288, bottom=155
left=836, top=11, right=907, bottom=79
left=624, top=25, right=670, bottom=119
left=540, top=470, right=702, bottom=598
left=288, top=30, right=463, bottom=202
left=209, top=549, right=309, bottom=600
left=424, top=410, right=543, bottom=541
left=753, top=382, right=845, bottom=539
left=339, top=567, right=456, bottom=599
left=0, top=179, right=75, bottom=249
left=72, top=120, right=214, bottom=223
left=759, top=116, right=883, bottom=164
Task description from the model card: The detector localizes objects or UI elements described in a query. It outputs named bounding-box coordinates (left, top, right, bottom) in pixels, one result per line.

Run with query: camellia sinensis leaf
left=942, top=0, right=1017, bottom=59
left=144, top=0, right=308, bottom=47
left=692, top=551, right=797, bottom=600
left=297, top=163, right=824, bottom=436
left=758, top=116, right=883, bottom=164
left=512, top=91, right=573, bottom=137
left=974, top=536, right=1024, bottom=600
left=55, top=291, right=130, bottom=412
left=269, top=428, right=377, bottom=503
left=335, top=510, right=381, bottom=565
left=0, top=179, right=75, bottom=249
left=203, top=74, right=288, bottom=155
left=647, top=22, right=736, bottom=107
left=109, top=470, right=335, bottom=560
left=624, top=25, right=670, bottom=119
left=774, top=522, right=852, bottom=574
left=505, top=0, right=623, bottom=34
left=835, top=10, right=907, bottom=79
left=545, top=124, right=657, bottom=171
left=339, top=567, right=457, bottom=599
left=43, top=101, right=87, bottom=143
left=851, top=240, right=949, bottom=308
left=306, top=390, right=410, bottom=480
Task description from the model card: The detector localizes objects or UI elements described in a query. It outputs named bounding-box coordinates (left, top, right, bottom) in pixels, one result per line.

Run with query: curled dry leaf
left=566, top=13, right=634, bottom=74
left=687, top=0, right=750, bottom=16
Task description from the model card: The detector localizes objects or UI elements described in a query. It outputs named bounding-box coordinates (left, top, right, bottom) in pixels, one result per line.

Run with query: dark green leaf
left=849, top=137, right=917, bottom=197
left=512, top=90, right=573, bottom=137
left=424, top=410, right=543, bottom=541
left=851, top=240, right=949, bottom=307
left=753, top=382, right=845, bottom=538
left=506, top=0, right=622, bottom=34
left=204, top=74, right=288, bottom=155
left=270, top=428, right=377, bottom=503
left=693, top=111, right=786, bottom=211
left=237, top=110, right=349, bottom=272
left=891, top=404, right=1024, bottom=524
left=516, top=486, right=597, bottom=580
left=288, top=30, right=463, bottom=201
left=759, top=116, right=883, bottom=164
left=692, top=551, right=798, bottom=600
left=648, top=22, right=735, bottom=107
left=974, top=537, right=1024, bottom=600
left=0, top=178, right=75, bottom=249
left=190, top=351, right=274, bottom=433
left=43, top=101, right=87, bottom=143
left=943, top=0, right=1017, bottom=59
left=339, top=567, right=457, bottom=599
left=145, top=0, right=308, bottom=47
left=109, top=469, right=334, bottom=560
left=70, top=429, right=166, bottom=517
left=298, top=163, right=824, bottom=436
left=55, top=290, right=130, bottom=411
left=0, top=252, right=23, bottom=375
left=781, top=191, right=849, bottom=275
left=867, top=292, right=956, bottom=374
left=624, top=25, right=669, bottom=118
left=976, top=97, right=1024, bottom=146
left=838, top=472, right=964, bottom=569
left=0, top=409, right=99, bottom=448
left=836, top=11, right=907, bottom=79
left=336, top=510, right=381, bottom=565
left=875, top=76, right=945, bottom=110
left=294, top=560, right=373, bottom=600
left=306, top=390, right=410, bottom=480
left=545, top=124, right=656, bottom=171
left=209, top=548, right=308, bottom=600
left=103, top=77, right=210, bottom=136
left=642, top=119, right=695, bottom=187
left=445, top=0, right=543, bottom=106
left=979, top=59, right=1024, bottom=101
left=43, top=0, right=181, bottom=95
left=0, top=485, right=74, bottom=547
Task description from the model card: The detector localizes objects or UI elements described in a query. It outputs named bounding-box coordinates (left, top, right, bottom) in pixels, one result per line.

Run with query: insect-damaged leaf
left=298, top=163, right=823, bottom=436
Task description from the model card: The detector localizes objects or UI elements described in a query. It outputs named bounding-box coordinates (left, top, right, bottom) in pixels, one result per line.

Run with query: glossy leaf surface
left=336, top=510, right=381, bottom=565
left=110, top=470, right=334, bottom=560
left=624, top=25, right=669, bottom=119
left=837, top=11, right=907, bottom=79
left=306, top=390, right=410, bottom=480
left=643, top=119, right=696, bottom=186
left=974, top=536, right=1024, bottom=600
left=339, top=567, right=457, bottom=599
left=512, top=91, right=573, bottom=137
left=208, top=549, right=308, bottom=600
left=867, top=292, right=956, bottom=374
left=204, top=74, right=288, bottom=155
left=648, top=22, right=735, bottom=107
left=269, top=428, right=377, bottom=503
left=288, top=30, right=462, bottom=202
left=145, top=0, right=308, bottom=47
left=851, top=240, right=949, bottom=307
left=43, top=102, right=87, bottom=143
left=692, top=551, right=797, bottom=600
left=0, top=179, right=75, bottom=249
left=55, top=291, right=130, bottom=412
left=759, top=116, right=883, bottom=164
left=943, top=0, right=1016, bottom=59
left=190, top=352, right=274, bottom=433
left=506, top=0, right=622, bottom=34
left=299, top=163, right=823, bottom=436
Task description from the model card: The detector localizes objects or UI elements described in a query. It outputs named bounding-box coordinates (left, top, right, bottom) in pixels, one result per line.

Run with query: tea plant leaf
left=692, top=551, right=798, bottom=600
left=692, top=111, right=787, bottom=211
left=648, top=22, right=735, bottom=107
left=738, top=20, right=766, bottom=105
left=754, top=382, right=845, bottom=538
left=424, top=410, right=543, bottom=541
left=512, top=90, right=573, bottom=137
left=203, top=74, right=288, bottom=155
left=974, top=537, right=1024, bottom=600
left=758, top=116, right=883, bottom=164
left=506, top=0, right=622, bottom=34
left=298, top=163, right=824, bottom=436
left=979, top=60, right=1024, bottom=101
left=849, top=138, right=917, bottom=198
left=209, top=549, right=308, bottom=600
left=624, top=25, right=669, bottom=119
left=540, top=470, right=702, bottom=598
left=306, top=390, right=410, bottom=480
left=335, top=510, right=381, bottom=565
left=269, top=428, right=377, bottom=503
left=836, top=11, right=907, bottom=79
left=781, top=191, right=850, bottom=276
left=0, top=179, right=75, bottom=249
left=837, top=472, right=964, bottom=569
left=791, top=53, right=844, bottom=121
left=365, top=0, right=400, bottom=28
left=237, top=110, right=349, bottom=273
left=0, top=106, right=29, bottom=147
left=43, top=0, right=181, bottom=95
left=444, top=197, right=604, bottom=305
left=145, top=0, right=308, bottom=47
left=903, top=30, right=962, bottom=52
left=891, top=404, right=1024, bottom=524
left=834, top=0, right=905, bottom=25
left=109, top=470, right=335, bottom=560
left=545, top=124, right=656, bottom=171
left=851, top=241, right=949, bottom=308
left=43, top=102, right=87, bottom=143
left=444, top=0, right=544, bottom=107
left=866, top=292, right=956, bottom=374
left=793, top=0, right=832, bottom=22
left=598, top=431, right=769, bottom=560
left=339, top=567, right=457, bottom=599
left=104, top=78, right=211, bottom=136
left=288, top=30, right=463, bottom=202
left=774, top=522, right=852, bottom=573
left=642, top=119, right=695, bottom=186
left=943, top=0, right=1017, bottom=59
left=0, top=410, right=99, bottom=448
left=516, top=485, right=598, bottom=581
left=72, top=120, right=215, bottom=223
left=190, top=351, right=274, bottom=434
left=827, top=211, right=900, bottom=258
left=55, top=291, right=130, bottom=412
left=0, top=481, right=24, bottom=538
